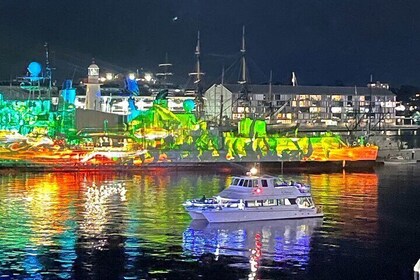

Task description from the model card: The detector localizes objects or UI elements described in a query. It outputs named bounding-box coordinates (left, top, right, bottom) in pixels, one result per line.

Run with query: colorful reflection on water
left=0, top=171, right=228, bottom=279
left=0, top=168, right=418, bottom=279
left=183, top=218, right=322, bottom=279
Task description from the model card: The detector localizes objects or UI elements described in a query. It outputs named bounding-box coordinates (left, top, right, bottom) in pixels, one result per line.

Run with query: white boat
left=383, top=155, right=417, bottom=165
left=183, top=172, right=323, bottom=223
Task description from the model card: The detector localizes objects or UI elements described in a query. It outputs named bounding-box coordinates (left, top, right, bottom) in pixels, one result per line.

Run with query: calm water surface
left=0, top=165, right=419, bottom=280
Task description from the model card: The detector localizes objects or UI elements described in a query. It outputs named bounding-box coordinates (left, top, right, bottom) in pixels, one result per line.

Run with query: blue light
left=27, top=62, right=42, bottom=77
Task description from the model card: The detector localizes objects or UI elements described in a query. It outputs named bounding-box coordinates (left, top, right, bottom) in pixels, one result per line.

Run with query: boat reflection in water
left=183, top=218, right=323, bottom=278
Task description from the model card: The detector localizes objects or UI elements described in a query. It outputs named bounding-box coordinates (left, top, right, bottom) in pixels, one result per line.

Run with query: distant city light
left=250, top=167, right=258, bottom=175
left=395, top=104, right=405, bottom=111
left=128, top=73, right=136, bottom=80
left=106, top=73, right=113, bottom=80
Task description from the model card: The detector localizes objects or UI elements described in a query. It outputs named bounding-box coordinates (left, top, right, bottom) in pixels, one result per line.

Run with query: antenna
left=44, top=42, right=52, bottom=90
left=269, top=70, right=273, bottom=113
left=219, top=67, right=225, bottom=126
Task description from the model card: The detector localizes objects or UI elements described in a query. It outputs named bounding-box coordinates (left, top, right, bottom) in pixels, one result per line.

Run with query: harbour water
left=0, top=164, right=419, bottom=279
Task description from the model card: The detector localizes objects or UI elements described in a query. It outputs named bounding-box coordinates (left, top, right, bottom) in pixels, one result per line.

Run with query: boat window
left=263, top=199, right=277, bottom=206
left=253, top=179, right=258, bottom=187
left=288, top=198, right=297, bottom=205
left=284, top=199, right=294, bottom=205
left=238, top=179, right=244, bottom=186
left=232, top=178, right=239, bottom=186
left=246, top=201, right=256, bottom=207
left=246, top=200, right=263, bottom=207
left=243, top=180, right=248, bottom=187
left=261, top=180, right=268, bottom=187
left=278, top=198, right=285, bottom=205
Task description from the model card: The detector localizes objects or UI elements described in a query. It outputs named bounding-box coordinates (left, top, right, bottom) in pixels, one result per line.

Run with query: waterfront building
left=204, top=82, right=397, bottom=130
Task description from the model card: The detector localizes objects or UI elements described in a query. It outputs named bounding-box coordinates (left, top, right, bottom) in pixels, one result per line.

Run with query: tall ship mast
left=156, top=53, right=173, bottom=88
left=238, top=26, right=250, bottom=117
left=188, top=30, right=205, bottom=117
left=238, top=25, right=247, bottom=86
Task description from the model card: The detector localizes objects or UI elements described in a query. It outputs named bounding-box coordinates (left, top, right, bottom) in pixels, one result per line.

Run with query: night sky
left=1, top=0, right=420, bottom=88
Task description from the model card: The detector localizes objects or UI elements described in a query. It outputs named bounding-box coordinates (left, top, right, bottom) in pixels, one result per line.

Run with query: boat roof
left=232, top=174, right=278, bottom=180
left=218, top=175, right=311, bottom=200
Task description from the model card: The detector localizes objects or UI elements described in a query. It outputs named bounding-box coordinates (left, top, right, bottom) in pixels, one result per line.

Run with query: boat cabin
left=216, top=175, right=315, bottom=209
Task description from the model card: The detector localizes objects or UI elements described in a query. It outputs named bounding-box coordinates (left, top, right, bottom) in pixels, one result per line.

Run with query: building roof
left=220, top=84, right=395, bottom=96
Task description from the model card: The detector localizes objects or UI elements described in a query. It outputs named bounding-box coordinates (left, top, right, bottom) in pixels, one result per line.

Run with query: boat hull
left=383, top=159, right=417, bottom=165
left=199, top=207, right=323, bottom=223
left=186, top=209, right=207, bottom=220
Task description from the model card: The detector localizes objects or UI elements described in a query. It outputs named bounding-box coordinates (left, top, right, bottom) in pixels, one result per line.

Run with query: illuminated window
left=331, top=107, right=342, bottom=113
left=263, top=199, right=277, bottom=206
left=331, top=95, right=342, bottom=101
left=310, top=95, right=321, bottom=101
left=246, top=200, right=263, bottom=207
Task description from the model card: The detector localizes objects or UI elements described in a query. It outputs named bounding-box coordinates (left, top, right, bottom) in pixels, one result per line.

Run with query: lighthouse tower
left=85, top=60, right=102, bottom=110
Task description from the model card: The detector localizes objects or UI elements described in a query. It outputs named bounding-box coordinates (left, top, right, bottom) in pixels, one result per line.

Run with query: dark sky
left=1, top=0, right=420, bottom=88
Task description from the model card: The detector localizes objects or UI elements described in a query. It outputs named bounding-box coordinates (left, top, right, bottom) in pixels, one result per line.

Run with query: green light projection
left=0, top=92, right=378, bottom=167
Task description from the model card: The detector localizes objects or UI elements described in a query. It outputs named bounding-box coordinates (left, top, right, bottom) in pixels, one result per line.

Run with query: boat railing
left=297, top=185, right=311, bottom=193
left=184, top=197, right=243, bottom=209
left=275, top=182, right=311, bottom=193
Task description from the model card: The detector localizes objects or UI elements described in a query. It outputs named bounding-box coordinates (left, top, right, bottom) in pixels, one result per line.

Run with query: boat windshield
left=232, top=178, right=240, bottom=185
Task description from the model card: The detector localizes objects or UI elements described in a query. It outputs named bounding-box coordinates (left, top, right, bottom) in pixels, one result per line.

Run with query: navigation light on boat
left=253, top=187, right=262, bottom=194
